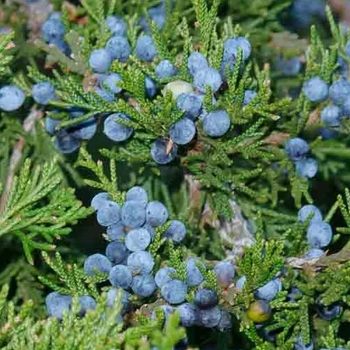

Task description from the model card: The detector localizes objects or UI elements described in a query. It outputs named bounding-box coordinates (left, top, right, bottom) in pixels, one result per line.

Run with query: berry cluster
left=37, top=8, right=257, bottom=167
left=45, top=185, right=235, bottom=342
left=45, top=108, right=97, bottom=153
left=101, top=35, right=253, bottom=165
left=298, top=204, right=333, bottom=253
left=285, top=137, right=318, bottom=179
left=41, top=12, right=70, bottom=55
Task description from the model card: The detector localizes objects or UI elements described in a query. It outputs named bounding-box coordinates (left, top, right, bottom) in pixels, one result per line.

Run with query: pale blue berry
left=103, top=113, right=133, bottom=142
left=32, top=82, right=55, bottom=105
left=307, top=221, right=333, bottom=248
left=89, top=49, right=112, bottom=73
left=187, top=52, right=209, bottom=77
left=131, top=274, right=157, bottom=297
left=320, top=105, right=342, bottom=127
left=303, top=76, right=328, bottom=102
left=169, top=118, right=196, bottom=145
left=105, top=36, right=131, bottom=62
left=0, top=85, right=25, bottom=111
left=150, top=137, right=178, bottom=164
left=135, top=35, right=157, bottom=62
left=105, top=16, right=127, bottom=36
left=295, top=158, right=318, bottom=179
left=194, top=67, right=222, bottom=93
left=202, top=110, right=231, bottom=137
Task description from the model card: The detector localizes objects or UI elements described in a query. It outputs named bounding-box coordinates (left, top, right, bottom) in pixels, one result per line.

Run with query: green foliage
left=0, top=159, right=91, bottom=264
left=1, top=0, right=350, bottom=349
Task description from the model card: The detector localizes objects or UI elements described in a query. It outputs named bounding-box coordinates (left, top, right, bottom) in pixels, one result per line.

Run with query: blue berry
left=32, top=82, right=55, bottom=105
left=41, top=18, right=65, bottom=43
left=161, top=279, right=188, bottom=304
left=186, top=258, right=205, bottom=287
left=255, top=279, right=281, bottom=301
left=0, top=85, right=25, bottom=111
left=107, top=222, right=126, bottom=242
left=105, top=16, right=127, bottom=36
left=109, top=265, right=132, bottom=289
left=121, top=200, right=146, bottom=228
left=84, top=253, right=112, bottom=276
left=96, top=200, right=121, bottom=227
left=78, top=296, right=97, bottom=316
left=155, top=266, right=177, bottom=288
left=214, top=261, right=235, bottom=288
left=284, top=137, right=309, bottom=161
left=95, top=87, right=115, bottom=102
left=318, top=127, right=337, bottom=140
left=103, top=113, right=133, bottom=142
left=105, top=36, right=131, bottom=62
left=202, top=110, right=231, bottom=137
left=48, top=12, right=62, bottom=20
left=224, top=37, right=252, bottom=61
left=145, top=76, right=157, bottom=98
left=127, top=251, right=154, bottom=274
left=297, top=205, right=322, bottom=224
left=336, top=56, right=348, bottom=77
left=45, top=292, right=71, bottom=320
left=50, top=38, right=71, bottom=55
left=317, top=302, right=341, bottom=320
left=155, top=60, right=178, bottom=79
left=150, top=137, right=178, bottom=164
left=176, top=93, right=203, bottom=120
left=125, top=186, right=148, bottom=206
left=276, top=56, right=301, bottom=76
left=148, top=4, right=166, bottom=29
left=187, top=52, right=209, bottom=77
left=142, top=223, right=156, bottom=240
left=135, top=35, right=157, bottom=62
left=305, top=248, right=324, bottom=260
left=341, top=95, right=350, bottom=116
left=131, top=274, right=157, bottom=297
left=294, top=335, right=314, bottom=350
left=320, top=105, right=342, bottom=127
left=217, top=310, right=232, bottom=331
left=146, top=201, right=169, bottom=227
left=235, top=276, right=246, bottom=290
left=199, top=306, right=222, bottom=328
left=54, top=130, right=80, bottom=154
left=70, top=117, right=97, bottom=140
left=45, top=117, right=60, bottom=135
left=101, top=73, right=122, bottom=94
left=303, top=76, right=328, bottom=102
left=105, top=241, right=129, bottom=264
left=169, top=118, right=196, bottom=145
left=194, top=288, right=218, bottom=309
left=194, top=67, right=222, bottom=93
left=329, top=78, right=350, bottom=105
left=307, top=221, right=333, bottom=248
left=295, top=158, right=318, bottom=179
left=91, top=192, right=110, bottom=211
left=243, top=90, right=257, bottom=106
left=177, top=303, right=198, bottom=327
left=89, top=49, right=112, bottom=73
left=164, top=220, right=187, bottom=243
left=125, top=228, right=151, bottom=251
left=346, top=40, right=350, bottom=58
left=107, top=288, right=131, bottom=314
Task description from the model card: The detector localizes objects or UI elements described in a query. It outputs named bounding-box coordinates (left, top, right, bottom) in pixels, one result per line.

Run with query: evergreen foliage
left=0, top=0, right=350, bottom=349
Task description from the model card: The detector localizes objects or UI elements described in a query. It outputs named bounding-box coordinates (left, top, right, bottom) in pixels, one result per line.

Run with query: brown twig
left=0, top=108, right=43, bottom=212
